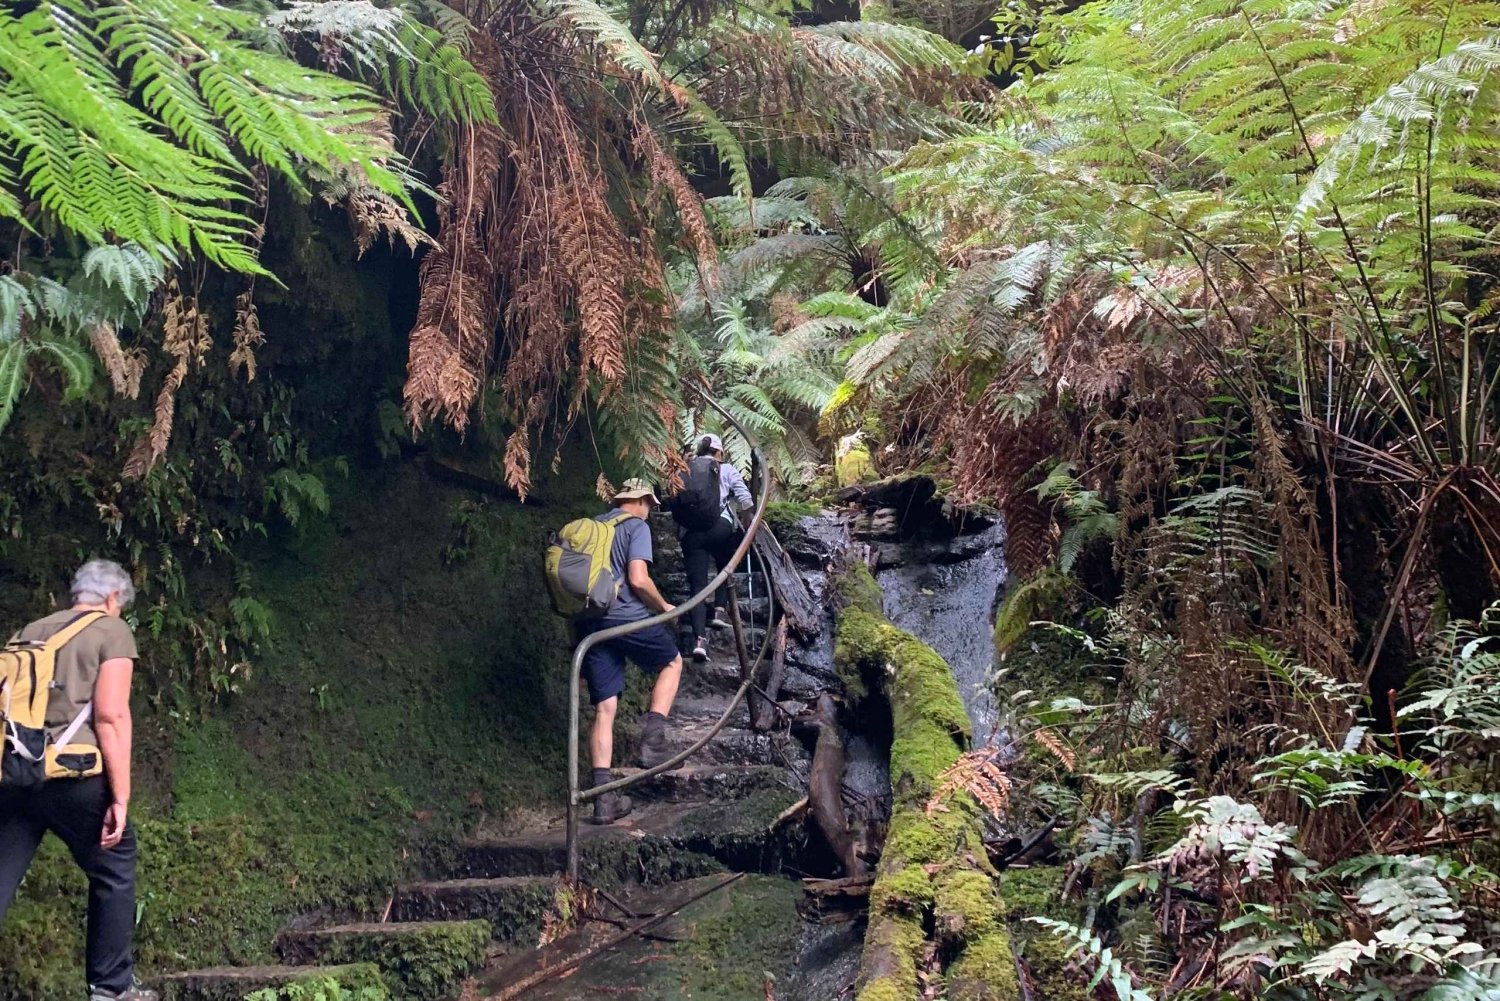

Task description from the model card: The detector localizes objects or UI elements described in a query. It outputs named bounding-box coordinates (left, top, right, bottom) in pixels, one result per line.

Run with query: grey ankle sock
left=592, top=767, right=612, bottom=788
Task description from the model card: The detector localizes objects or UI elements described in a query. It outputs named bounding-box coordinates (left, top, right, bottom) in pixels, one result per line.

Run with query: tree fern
left=0, top=0, right=434, bottom=274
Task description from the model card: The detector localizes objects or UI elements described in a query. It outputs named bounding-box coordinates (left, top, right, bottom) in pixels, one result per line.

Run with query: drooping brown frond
left=124, top=282, right=209, bottom=478
left=229, top=291, right=265, bottom=382
left=633, top=117, right=719, bottom=293
left=89, top=321, right=143, bottom=399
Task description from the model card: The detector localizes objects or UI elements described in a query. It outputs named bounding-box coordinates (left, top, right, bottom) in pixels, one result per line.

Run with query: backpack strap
left=52, top=700, right=94, bottom=750
left=42, top=611, right=107, bottom=653
left=601, top=510, right=639, bottom=526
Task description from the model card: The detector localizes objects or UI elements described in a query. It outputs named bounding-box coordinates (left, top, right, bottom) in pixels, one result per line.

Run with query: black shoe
left=90, top=984, right=158, bottom=1001
left=588, top=791, right=634, bottom=825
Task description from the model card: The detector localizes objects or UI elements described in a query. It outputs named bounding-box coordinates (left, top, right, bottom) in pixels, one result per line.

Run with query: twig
left=489, top=873, right=746, bottom=1000
left=769, top=796, right=809, bottom=830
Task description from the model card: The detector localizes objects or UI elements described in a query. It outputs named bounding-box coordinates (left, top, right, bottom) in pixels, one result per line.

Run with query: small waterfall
left=873, top=522, right=1008, bottom=746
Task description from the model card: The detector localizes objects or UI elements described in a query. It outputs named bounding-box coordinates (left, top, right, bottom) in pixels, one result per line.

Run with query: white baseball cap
left=697, top=433, right=724, bottom=452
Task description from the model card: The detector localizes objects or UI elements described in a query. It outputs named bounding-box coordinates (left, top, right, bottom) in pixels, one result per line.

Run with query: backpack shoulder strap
left=601, top=510, right=639, bottom=527
left=41, top=611, right=106, bottom=652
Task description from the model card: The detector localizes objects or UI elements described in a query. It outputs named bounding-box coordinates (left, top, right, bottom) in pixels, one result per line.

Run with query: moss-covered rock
left=835, top=440, right=877, bottom=487
left=277, top=921, right=490, bottom=1001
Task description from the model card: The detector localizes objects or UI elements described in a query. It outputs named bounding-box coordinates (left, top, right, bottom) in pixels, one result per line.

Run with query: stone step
left=617, top=763, right=787, bottom=803
left=276, top=920, right=490, bottom=1001
left=660, top=722, right=810, bottom=768
left=458, top=790, right=802, bottom=887
left=157, top=964, right=383, bottom=1001
left=390, top=876, right=558, bottom=947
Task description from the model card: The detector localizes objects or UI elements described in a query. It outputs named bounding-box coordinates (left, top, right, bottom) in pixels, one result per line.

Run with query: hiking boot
left=587, top=768, right=634, bottom=825
left=90, top=983, right=158, bottom=1001
left=710, top=607, right=733, bottom=630
left=691, top=638, right=709, bottom=662
left=589, top=791, right=634, bottom=825
left=638, top=710, right=672, bottom=769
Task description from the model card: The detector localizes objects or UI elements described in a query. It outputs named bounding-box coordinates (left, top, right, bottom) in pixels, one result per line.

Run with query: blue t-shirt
left=600, top=509, right=654, bottom=624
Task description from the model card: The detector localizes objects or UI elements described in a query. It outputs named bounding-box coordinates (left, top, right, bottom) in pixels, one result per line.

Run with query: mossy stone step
left=459, top=787, right=805, bottom=887
left=617, top=762, right=787, bottom=802
left=156, top=963, right=384, bottom=1001
left=391, top=876, right=558, bottom=947
left=276, top=920, right=490, bottom=1001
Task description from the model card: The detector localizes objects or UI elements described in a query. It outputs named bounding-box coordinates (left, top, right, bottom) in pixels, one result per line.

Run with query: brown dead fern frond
left=925, top=749, right=1011, bottom=818
left=88, top=322, right=143, bottom=399
left=124, top=283, right=210, bottom=479
left=1032, top=727, right=1078, bottom=772
left=229, top=291, right=265, bottom=382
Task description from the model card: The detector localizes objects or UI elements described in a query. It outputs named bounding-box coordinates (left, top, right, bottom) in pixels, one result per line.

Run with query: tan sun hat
left=613, top=478, right=660, bottom=506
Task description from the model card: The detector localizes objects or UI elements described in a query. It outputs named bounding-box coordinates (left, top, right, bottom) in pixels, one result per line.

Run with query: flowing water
left=874, top=522, right=1008, bottom=746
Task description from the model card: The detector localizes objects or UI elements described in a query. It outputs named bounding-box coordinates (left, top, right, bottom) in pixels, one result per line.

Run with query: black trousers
left=681, top=519, right=740, bottom=641
left=0, top=776, right=139, bottom=994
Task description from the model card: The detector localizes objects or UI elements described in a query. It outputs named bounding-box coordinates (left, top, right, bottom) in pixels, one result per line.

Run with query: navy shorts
left=574, top=621, right=680, bottom=704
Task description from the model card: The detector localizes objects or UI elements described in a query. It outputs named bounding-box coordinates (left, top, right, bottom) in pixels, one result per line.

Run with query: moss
left=282, top=922, right=490, bottom=1001
left=763, top=500, right=820, bottom=542
left=935, top=868, right=1001, bottom=942
left=835, top=566, right=885, bottom=617
left=835, top=442, right=877, bottom=487
left=669, top=875, right=803, bottom=1000
left=1001, top=867, right=1090, bottom=1001
left=868, top=862, right=935, bottom=915
left=834, top=565, right=1015, bottom=1000
left=856, top=914, right=926, bottom=1001
left=946, top=928, right=1020, bottom=1001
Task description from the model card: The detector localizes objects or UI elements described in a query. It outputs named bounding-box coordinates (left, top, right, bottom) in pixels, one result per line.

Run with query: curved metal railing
left=565, top=393, right=773, bottom=882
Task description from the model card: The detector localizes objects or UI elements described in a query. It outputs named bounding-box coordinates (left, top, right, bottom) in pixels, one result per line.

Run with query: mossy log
left=835, top=564, right=1018, bottom=1001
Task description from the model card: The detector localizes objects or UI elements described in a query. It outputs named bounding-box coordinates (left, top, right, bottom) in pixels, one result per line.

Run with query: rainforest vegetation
left=2, top=0, right=1499, bottom=998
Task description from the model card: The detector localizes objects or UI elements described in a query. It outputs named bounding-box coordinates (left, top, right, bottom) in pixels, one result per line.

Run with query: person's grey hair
left=70, top=560, right=136, bottom=608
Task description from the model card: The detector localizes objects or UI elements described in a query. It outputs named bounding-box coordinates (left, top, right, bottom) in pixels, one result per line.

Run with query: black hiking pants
left=681, top=518, right=741, bottom=641
left=0, top=775, right=139, bottom=994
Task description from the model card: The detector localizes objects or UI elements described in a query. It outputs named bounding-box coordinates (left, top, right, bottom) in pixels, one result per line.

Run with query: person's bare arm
left=93, top=658, right=134, bottom=848
left=627, top=559, right=675, bottom=614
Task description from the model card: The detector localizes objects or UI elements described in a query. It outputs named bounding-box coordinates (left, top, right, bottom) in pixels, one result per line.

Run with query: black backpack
left=667, top=455, right=723, bottom=531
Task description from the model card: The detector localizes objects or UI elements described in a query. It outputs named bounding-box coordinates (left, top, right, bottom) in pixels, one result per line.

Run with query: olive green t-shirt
left=13, top=610, right=138, bottom=748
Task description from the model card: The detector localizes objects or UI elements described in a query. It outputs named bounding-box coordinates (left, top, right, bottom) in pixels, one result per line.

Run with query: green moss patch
left=158, top=963, right=386, bottom=1001
left=278, top=922, right=490, bottom=1001
left=1001, top=867, right=1090, bottom=1001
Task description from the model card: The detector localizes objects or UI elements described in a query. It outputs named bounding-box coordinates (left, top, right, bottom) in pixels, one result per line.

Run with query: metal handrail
left=565, top=393, right=773, bottom=882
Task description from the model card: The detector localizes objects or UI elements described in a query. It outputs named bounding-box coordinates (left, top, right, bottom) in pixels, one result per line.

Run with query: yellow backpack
left=544, top=511, right=636, bottom=619
left=1, top=611, right=106, bottom=789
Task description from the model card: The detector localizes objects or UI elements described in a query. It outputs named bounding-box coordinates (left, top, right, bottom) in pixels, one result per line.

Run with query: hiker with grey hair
left=672, top=433, right=753, bottom=663
left=572, top=480, right=684, bottom=825
left=0, top=560, right=156, bottom=1001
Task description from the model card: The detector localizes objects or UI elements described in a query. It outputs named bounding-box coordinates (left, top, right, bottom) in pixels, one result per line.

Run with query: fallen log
left=798, top=875, right=874, bottom=924
left=753, top=525, right=820, bottom=638
left=809, top=693, right=865, bottom=879
left=836, top=563, right=1018, bottom=1001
